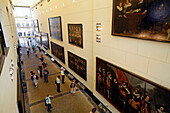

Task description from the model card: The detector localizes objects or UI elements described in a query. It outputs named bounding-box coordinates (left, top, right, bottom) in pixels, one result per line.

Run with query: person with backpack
left=31, top=72, right=39, bottom=88
left=70, top=79, right=76, bottom=96
left=45, top=94, right=54, bottom=112
left=44, top=67, right=49, bottom=83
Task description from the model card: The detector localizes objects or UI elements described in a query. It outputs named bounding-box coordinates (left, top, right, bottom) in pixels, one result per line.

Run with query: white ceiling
left=11, top=0, right=39, bottom=6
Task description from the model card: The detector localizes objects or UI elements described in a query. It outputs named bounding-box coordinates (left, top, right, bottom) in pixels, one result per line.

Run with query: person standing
left=70, top=79, right=76, bottom=96
left=55, top=76, right=61, bottom=92
left=45, top=94, right=54, bottom=112
left=40, top=54, right=44, bottom=62
left=44, top=67, right=49, bottom=83
left=42, top=61, right=47, bottom=69
left=38, top=65, right=43, bottom=77
left=61, top=67, right=65, bottom=84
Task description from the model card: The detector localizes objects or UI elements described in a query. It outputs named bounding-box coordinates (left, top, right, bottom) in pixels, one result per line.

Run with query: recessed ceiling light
left=63, top=2, right=64, bottom=6
left=55, top=6, right=57, bottom=8
left=73, top=0, right=75, bottom=3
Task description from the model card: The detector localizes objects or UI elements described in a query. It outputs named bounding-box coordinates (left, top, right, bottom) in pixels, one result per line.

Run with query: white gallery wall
left=32, top=0, right=170, bottom=112
left=0, top=0, right=18, bottom=113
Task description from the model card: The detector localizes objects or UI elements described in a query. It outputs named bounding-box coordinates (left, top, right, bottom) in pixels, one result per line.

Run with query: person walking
left=26, top=47, right=29, bottom=56
left=45, top=94, right=54, bottom=112
left=55, top=76, right=61, bottom=92
left=34, top=46, right=38, bottom=56
left=44, top=67, right=49, bottom=83
left=33, top=74, right=39, bottom=88
left=70, top=79, right=76, bottom=96
left=30, top=72, right=39, bottom=88
left=61, top=67, right=65, bottom=84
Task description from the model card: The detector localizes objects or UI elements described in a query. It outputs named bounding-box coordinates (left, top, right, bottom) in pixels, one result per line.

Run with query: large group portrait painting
left=96, top=57, right=170, bottom=113
left=112, top=0, right=170, bottom=42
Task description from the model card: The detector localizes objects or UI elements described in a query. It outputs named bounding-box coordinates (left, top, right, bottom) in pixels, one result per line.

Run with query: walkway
left=21, top=48, right=97, bottom=113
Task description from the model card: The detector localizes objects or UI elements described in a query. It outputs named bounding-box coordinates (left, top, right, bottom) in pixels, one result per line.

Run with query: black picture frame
left=33, top=19, right=39, bottom=33
left=68, top=24, right=83, bottom=48
left=41, top=32, right=49, bottom=49
left=68, top=51, right=87, bottom=81
left=48, top=16, right=63, bottom=41
left=51, top=42, right=65, bottom=63
left=35, top=34, right=42, bottom=45
left=96, top=57, right=170, bottom=113
left=0, top=23, right=6, bottom=75
left=111, top=0, right=170, bottom=42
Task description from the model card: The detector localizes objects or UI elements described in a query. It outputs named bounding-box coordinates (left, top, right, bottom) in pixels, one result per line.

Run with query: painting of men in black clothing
left=112, top=0, right=170, bottom=42
left=68, top=51, right=86, bottom=81
left=96, top=57, right=170, bottom=113
left=51, top=42, right=65, bottom=63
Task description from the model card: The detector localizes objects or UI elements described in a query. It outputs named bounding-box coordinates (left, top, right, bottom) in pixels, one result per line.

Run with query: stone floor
left=21, top=48, right=97, bottom=113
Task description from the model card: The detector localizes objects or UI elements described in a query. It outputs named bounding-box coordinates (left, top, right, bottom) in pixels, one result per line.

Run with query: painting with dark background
left=51, top=42, right=65, bottom=63
left=35, top=35, right=41, bottom=45
left=33, top=19, right=39, bottom=33
left=96, top=57, right=170, bottom=113
left=68, top=24, right=83, bottom=48
left=0, top=23, right=6, bottom=74
left=68, top=51, right=86, bottom=81
left=112, top=0, right=170, bottom=42
left=48, top=16, right=63, bottom=41
left=41, top=32, right=49, bottom=49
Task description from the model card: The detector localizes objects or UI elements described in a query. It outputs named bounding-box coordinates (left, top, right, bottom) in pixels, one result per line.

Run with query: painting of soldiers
left=96, top=57, right=169, bottom=113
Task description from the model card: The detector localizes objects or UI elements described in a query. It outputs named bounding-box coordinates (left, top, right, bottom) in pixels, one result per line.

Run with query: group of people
left=26, top=44, right=39, bottom=56
left=28, top=50, right=77, bottom=112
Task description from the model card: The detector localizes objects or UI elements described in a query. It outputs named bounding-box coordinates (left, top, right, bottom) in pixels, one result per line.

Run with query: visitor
left=70, top=79, right=76, bottom=96
left=45, top=94, right=54, bottom=112
left=55, top=76, right=61, bottom=92
left=44, top=67, right=49, bottom=83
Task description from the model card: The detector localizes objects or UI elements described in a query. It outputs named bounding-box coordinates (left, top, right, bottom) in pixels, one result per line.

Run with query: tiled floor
left=21, top=48, right=97, bottom=113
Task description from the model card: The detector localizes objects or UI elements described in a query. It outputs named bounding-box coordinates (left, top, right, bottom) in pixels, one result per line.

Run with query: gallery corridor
left=20, top=48, right=97, bottom=113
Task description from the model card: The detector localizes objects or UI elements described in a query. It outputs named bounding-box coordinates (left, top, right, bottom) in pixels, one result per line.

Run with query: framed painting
left=35, top=34, right=42, bottom=45
left=96, top=57, right=170, bottom=113
left=68, top=51, right=86, bottom=81
left=41, top=32, right=49, bottom=49
left=68, top=24, right=83, bottom=48
left=51, top=42, right=65, bottom=63
left=48, top=16, right=63, bottom=41
left=33, top=19, right=39, bottom=33
left=112, top=0, right=170, bottom=42
left=0, top=23, right=6, bottom=75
